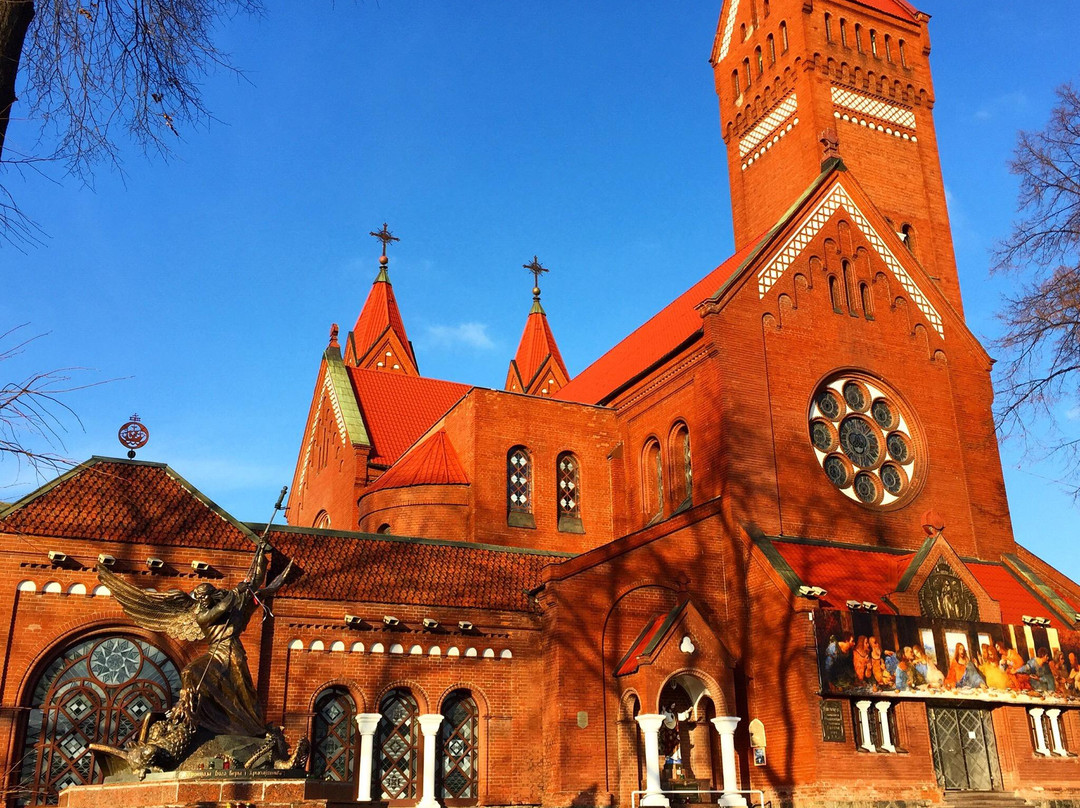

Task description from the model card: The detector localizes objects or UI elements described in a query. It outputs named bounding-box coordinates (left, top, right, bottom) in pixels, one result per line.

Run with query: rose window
left=809, top=375, right=919, bottom=506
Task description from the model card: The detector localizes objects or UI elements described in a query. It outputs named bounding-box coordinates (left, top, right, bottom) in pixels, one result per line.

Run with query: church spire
left=343, top=223, right=419, bottom=374
left=505, top=256, right=570, bottom=397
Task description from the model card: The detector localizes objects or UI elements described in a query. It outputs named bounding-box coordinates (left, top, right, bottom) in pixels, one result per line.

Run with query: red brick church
left=3, top=1, right=1080, bottom=807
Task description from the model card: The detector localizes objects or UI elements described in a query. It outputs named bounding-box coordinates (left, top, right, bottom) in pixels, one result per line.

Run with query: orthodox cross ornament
left=370, top=222, right=400, bottom=261
left=918, top=559, right=979, bottom=621
left=524, top=255, right=548, bottom=299
left=117, top=413, right=150, bottom=459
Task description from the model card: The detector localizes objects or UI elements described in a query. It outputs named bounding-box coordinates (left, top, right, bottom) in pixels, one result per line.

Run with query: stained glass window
left=376, top=689, right=419, bottom=800
left=557, top=453, right=581, bottom=520
left=507, top=448, right=532, bottom=516
left=810, top=375, right=918, bottom=507
left=311, top=687, right=356, bottom=782
left=439, top=691, right=479, bottom=801
left=643, top=440, right=662, bottom=519
left=670, top=424, right=692, bottom=508
left=16, top=635, right=180, bottom=806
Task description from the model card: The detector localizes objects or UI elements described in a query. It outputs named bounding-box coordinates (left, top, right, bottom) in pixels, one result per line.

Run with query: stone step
left=943, top=791, right=1030, bottom=808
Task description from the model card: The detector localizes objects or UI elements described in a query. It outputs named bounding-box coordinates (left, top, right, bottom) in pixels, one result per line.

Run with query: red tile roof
left=351, top=273, right=416, bottom=368
left=966, top=562, right=1071, bottom=629
left=347, top=368, right=470, bottom=465
left=556, top=240, right=761, bottom=405
left=364, top=430, right=469, bottom=494
left=0, top=458, right=256, bottom=550
left=267, top=528, right=567, bottom=611
left=513, top=310, right=567, bottom=388
left=772, top=540, right=913, bottom=610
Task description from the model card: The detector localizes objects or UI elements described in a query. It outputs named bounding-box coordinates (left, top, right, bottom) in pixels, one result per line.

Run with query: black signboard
left=820, top=700, right=846, bottom=743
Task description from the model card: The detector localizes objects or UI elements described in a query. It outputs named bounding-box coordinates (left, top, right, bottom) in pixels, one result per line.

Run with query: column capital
left=636, top=713, right=667, bottom=733
left=711, top=715, right=741, bottom=736
left=356, top=713, right=382, bottom=735
left=855, top=700, right=873, bottom=710
left=1045, top=708, right=1062, bottom=719
left=1029, top=706, right=1046, bottom=718
left=418, top=713, right=444, bottom=736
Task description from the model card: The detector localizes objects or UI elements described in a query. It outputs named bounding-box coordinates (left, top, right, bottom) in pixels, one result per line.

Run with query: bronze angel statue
left=90, top=539, right=307, bottom=778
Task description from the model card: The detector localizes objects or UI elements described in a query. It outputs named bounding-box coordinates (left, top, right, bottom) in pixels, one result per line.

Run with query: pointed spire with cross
left=523, top=256, right=548, bottom=311
left=370, top=221, right=400, bottom=269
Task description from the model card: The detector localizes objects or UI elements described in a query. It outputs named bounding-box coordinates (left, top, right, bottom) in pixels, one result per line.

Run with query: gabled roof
left=265, top=526, right=571, bottom=611
left=348, top=267, right=417, bottom=372
left=511, top=306, right=568, bottom=392
left=555, top=239, right=762, bottom=405
left=347, top=367, right=470, bottom=465
left=615, top=601, right=687, bottom=677
left=0, top=457, right=257, bottom=550
left=364, top=430, right=469, bottom=494
left=967, top=561, right=1075, bottom=630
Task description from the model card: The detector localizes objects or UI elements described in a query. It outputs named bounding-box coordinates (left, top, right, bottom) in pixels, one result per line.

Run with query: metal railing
left=631, top=789, right=767, bottom=808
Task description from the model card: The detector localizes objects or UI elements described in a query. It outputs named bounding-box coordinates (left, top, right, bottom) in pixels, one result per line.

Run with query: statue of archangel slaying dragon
left=90, top=538, right=308, bottom=779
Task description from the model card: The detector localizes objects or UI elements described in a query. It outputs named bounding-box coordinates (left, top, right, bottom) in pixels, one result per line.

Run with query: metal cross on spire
left=523, top=255, right=548, bottom=300
left=370, top=222, right=400, bottom=260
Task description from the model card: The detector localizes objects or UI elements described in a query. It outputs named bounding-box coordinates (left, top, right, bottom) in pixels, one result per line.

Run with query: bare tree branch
left=992, top=83, right=1080, bottom=495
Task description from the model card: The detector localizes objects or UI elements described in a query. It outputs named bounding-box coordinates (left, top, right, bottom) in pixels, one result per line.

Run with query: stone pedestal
left=58, top=776, right=363, bottom=808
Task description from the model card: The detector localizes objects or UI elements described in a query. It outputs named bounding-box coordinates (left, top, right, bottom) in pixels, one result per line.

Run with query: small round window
left=809, top=374, right=920, bottom=507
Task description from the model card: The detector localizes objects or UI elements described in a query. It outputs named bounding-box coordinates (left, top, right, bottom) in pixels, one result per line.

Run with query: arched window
left=825, top=13, right=833, bottom=42
left=763, top=0, right=770, bottom=18
left=312, top=687, right=357, bottom=782
left=899, top=38, right=907, bottom=67
left=731, top=70, right=741, bottom=97
left=828, top=275, right=843, bottom=313
left=854, top=23, right=863, bottom=52
left=670, top=423, right=692, bottom=510
left=885, top=34, right=893, bottom=62
left=375, top=689, right=420, bottom=800
left=377, top=523, right=391, bottom=534
left=642, top=439, right=663, bottom=521
left=901, top=223, right=916, bottom=254
left=17, top=635, right=181, bottom=806
left=840, top=19, right=848, bottom=47
left=860, top=283, right=874, bottom=320
left=740, top=23, right=747, bottom=42
left=780, top=21, right=789, bottom=52
left=439, top=690, right=479, bottom=801
left=870, top=29, right=878, bottom=57
left=507, top=446, right=534, bottom=528
left=557, top=452, right=583, bottom=533
left=313, top=510, right=331, bottom=529
left=755, top=46, right=763, bottom=75
left=743, top=58, right=752, bottom=88
left=767, top=34, right=776, bottom=65
left=841, top=260, right=855, bottom=313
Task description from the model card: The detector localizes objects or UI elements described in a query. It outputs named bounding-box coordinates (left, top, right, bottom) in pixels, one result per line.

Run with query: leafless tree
left=0, top=0, right=258, bottom=241
left=0, top=325, right=110, bottom=481
left=992, top=83, right=1080, bottom=489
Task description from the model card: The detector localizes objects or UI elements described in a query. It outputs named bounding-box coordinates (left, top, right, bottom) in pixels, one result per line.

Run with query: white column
left=635, top=714, right=670, bottom=808
left=417, top=714, right=445, bottom=808
left=874, top=701, right=895, bottom=753
left=710, top=716, right=746, bottom=808
left=1045, top=708, right=1068, bottom=757
left=355, top=713, right=382, bottom=802
left=855, top=701, right=876, bottom=753
left=1029, top=708, right=1052, bottom=757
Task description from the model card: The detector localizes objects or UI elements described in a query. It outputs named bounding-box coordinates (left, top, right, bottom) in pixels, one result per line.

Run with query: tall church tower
left=711, top=0, right=964, bottom=313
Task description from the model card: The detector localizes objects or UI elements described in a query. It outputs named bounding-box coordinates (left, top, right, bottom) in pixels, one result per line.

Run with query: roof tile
left=513, top=310, right=567, bottom=388
left=772, top=540, right=912, bottom=610
left=365, top=430, right=469, bottom=494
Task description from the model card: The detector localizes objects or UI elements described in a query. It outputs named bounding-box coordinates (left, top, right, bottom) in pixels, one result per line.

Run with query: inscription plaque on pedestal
left=820, top=700, right=846, bottom=743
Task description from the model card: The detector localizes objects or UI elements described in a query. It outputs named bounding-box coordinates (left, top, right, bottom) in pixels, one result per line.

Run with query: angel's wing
left=97, top=565, right=205, bottom=642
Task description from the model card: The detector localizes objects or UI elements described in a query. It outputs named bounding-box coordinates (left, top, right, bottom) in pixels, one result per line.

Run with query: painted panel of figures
left=815, top=610, right=1080, bottom=705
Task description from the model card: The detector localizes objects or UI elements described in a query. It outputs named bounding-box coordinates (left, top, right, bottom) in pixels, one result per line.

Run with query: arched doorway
left=657, top=675, right=720, bottom=794
left=15, top=634, right=181, bottom=806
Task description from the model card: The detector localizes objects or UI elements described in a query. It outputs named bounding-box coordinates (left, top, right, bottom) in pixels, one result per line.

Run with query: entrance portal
left=927, top=707, right=1002, bottom=791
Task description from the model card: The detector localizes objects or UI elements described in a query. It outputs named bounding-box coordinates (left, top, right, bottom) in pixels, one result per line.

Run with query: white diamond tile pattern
left=830, top=86, right=916, bottom=130
left=756, top=184, right=943, bottom=337
left=718, top=0, right=741, bottom=60
left=739, top=93, right=798, bottom=157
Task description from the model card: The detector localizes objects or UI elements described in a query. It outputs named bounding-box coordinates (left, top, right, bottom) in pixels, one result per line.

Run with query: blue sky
left=2, top=2, right=1079, bottom=578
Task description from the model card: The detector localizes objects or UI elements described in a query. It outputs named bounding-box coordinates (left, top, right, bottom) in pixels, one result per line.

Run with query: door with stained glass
left=15, top=635, right=181, bottom=806
left=439, top=691, right=479, bottom=803
left=927, top=706, right=1002, bottom=791
left=311, top=688, right=356, bottom=782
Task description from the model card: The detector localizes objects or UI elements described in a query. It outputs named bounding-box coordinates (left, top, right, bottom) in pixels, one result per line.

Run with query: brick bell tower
left=711, top=0, right=964, bottom=314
